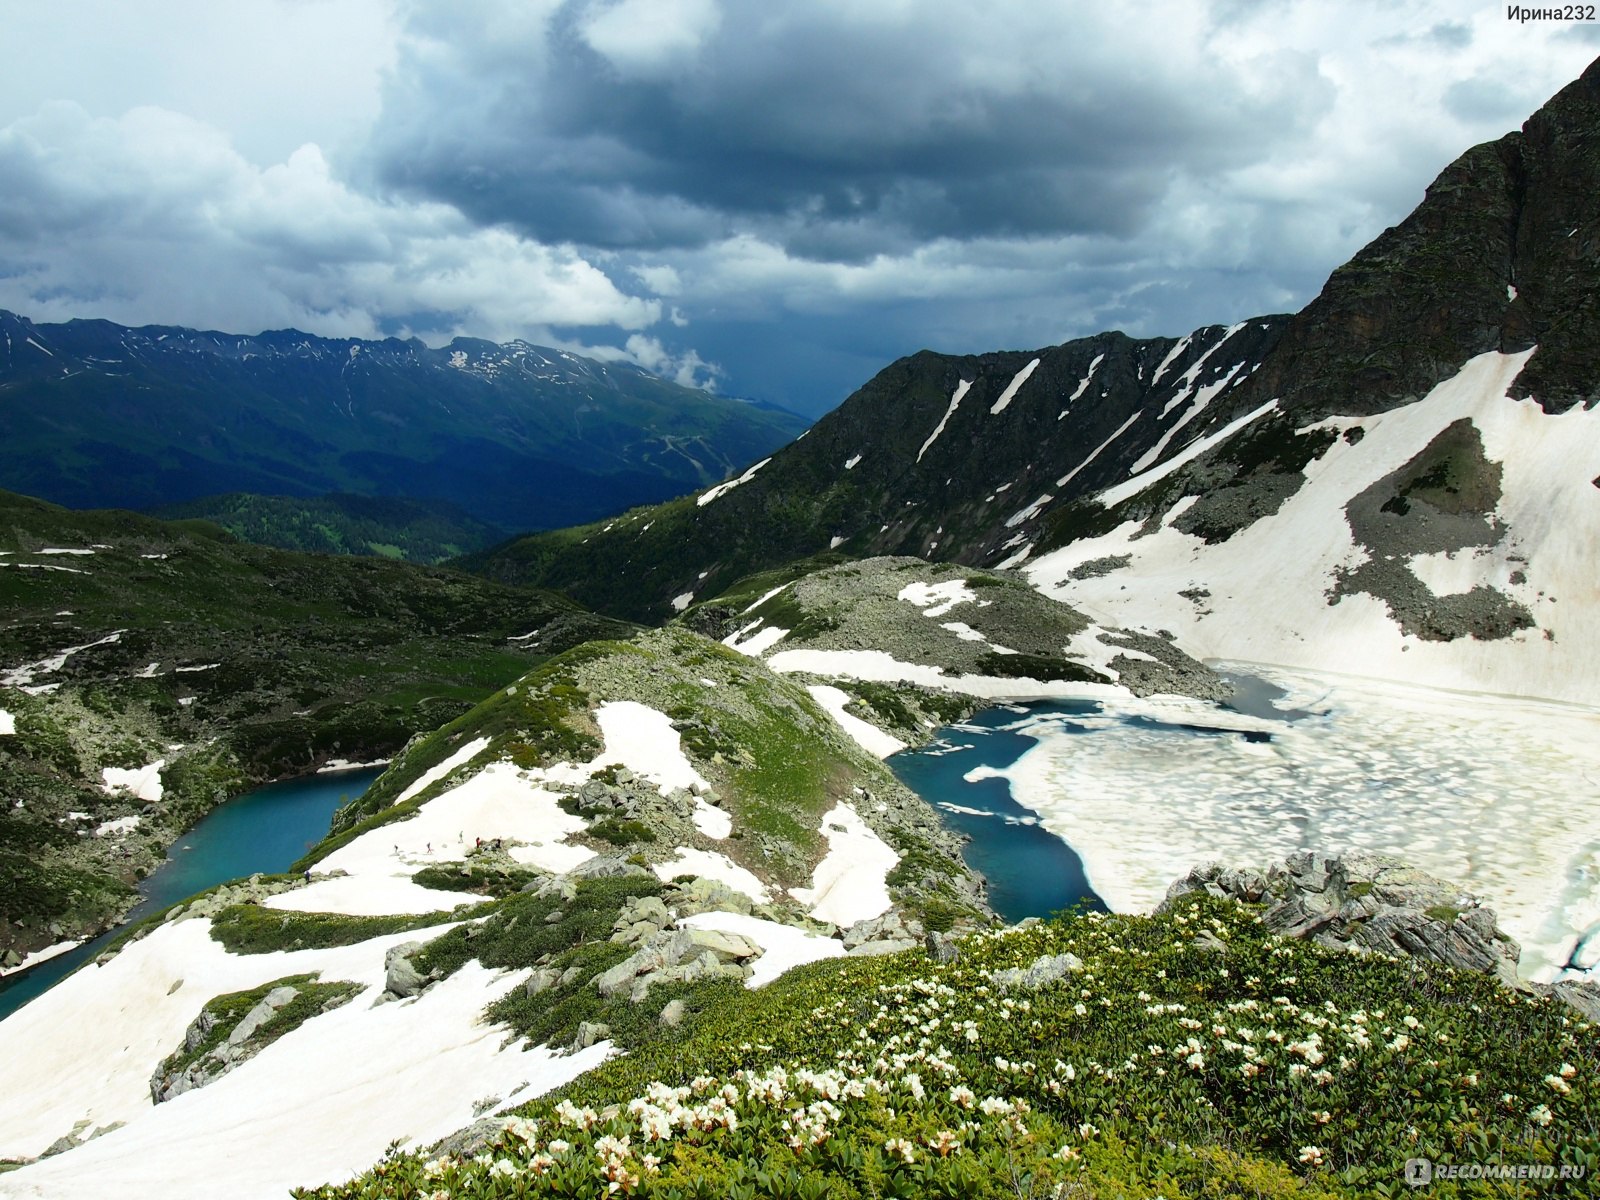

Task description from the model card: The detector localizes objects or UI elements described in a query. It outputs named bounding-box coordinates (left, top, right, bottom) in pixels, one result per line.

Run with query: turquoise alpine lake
left=0, top=768, right=382, bottom=1023
left=888, top=702, right=1109, bottom=924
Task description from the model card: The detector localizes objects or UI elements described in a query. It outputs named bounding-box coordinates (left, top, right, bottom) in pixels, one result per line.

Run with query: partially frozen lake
left=892, top=664, right=1600, bottom=983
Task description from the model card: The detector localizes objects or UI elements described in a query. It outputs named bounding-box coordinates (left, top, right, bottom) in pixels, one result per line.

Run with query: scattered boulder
left=594, top=925, right=764, bottom=1002
left=842, top=911, right=922, bottom=950
left=848, top=938, right=918, bottom=958
left=573, top=1021, right=611, bottom=1050
left=384, top=942, right=432, bottom=999
left=568, top=854, right=654, bottom=882
left=658, top=998, right=686, bottom=1028
left=670, top=877, right=753, bottom=918
left=924, top=931, right=962, bottom=964
left=988, top=952, right=1084, bottom=990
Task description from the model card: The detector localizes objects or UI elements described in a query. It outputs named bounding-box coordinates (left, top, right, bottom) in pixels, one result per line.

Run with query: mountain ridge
left=0, top=311, right=808, bottom=532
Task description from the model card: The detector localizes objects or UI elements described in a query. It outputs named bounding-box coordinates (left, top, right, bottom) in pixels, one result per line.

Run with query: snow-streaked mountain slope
left=1027, top=350, right=1600, bottom=705
left=0, top=628, right=980, bottom=1195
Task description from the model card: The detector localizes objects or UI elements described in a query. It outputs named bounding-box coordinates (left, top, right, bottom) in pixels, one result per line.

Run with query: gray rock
left=524, top=967, right=564, bottom=997
left=848, top=938, right=919, bottom=958
left=988, top=952, right=1084, bottom=990
left=658, top=999, right=687, bottom=1028
left=1162, top=853, right=1522, bottom=985
left=842, top=911, right=921, bottom=950
left=384, top=942, right=431, bottom=999
left=573, top=1021, right=611, bottom=1050
left=671, top=877, right=753, bottom=917
left=228, top=986, right=299, bottom=1045
left=924, top=931, right=961, bottom=964
left=532, top=876, right=578, bottom=903
left=568, top=854, right=653, bottom=881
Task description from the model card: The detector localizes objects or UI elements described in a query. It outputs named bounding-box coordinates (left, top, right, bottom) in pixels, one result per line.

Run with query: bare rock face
left=1161, top=851, right=1523, bottom=985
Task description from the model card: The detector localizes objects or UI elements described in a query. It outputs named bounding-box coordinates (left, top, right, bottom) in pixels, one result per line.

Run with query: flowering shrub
left=297, top=898, right=1598, bottom=1198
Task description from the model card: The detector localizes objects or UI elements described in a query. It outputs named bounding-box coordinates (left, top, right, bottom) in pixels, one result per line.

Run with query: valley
left=2, top=47, right=1599, bottom=1200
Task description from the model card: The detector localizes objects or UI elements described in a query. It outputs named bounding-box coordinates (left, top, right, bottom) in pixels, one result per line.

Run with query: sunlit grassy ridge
left=299, top=896, right=1598, bottom=1199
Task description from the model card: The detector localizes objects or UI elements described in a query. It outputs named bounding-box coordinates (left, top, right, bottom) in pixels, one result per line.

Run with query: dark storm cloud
left=368, top=0, right=1332, bottom=257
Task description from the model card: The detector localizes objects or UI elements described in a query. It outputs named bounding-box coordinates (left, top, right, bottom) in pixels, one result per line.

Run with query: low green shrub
left=208, top=904, right=461, bottom=954
left=298, top=896, right=1600, bottom=1200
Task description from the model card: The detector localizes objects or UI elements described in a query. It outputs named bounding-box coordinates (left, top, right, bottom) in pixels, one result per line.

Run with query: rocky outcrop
left=988, top=952, right=1084, bottom=991
left=1162, top=852, right=1524, bottom=984
left=593, top=926, right=763, bottom=1003
left=149, top=981, right=357, bottom=1104
left=384, top=942, right=433, bottom=1000
left=1162, top=852, right=1600, bottom=1021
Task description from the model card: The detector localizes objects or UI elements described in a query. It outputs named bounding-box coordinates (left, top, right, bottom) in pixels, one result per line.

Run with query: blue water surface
left=888, top=702, right=1107, bottom=924
left=0, top=768, right=380, bottom=1023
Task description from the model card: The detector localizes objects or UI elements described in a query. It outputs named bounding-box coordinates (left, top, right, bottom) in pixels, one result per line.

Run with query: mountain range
left=0, top=315, right=808, bottom=532
left=1, top=51, right=1599, bottom=1200
left=471, top=58, right=1600, bottom=709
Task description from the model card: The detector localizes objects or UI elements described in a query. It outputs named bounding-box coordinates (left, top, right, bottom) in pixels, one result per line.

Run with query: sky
left=0, top=2, right=1595, bottom=417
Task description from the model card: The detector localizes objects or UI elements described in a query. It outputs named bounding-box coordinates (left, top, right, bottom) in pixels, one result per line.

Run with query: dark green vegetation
left=207, top=905, right=462, bottom=955
left=150, top=492, right=505, bottom=565
left=0, top=489, right=633, bottom=958
left=408, top=876, right=721, bottom=1052
left=153, top=973, right=360, bottom=1081
left=302, top=895, right=1599, bottom=1199
left=0, top=312, right=808, bottom=532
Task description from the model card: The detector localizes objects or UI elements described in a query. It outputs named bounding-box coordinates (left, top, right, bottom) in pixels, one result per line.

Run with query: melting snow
left=1103, top=398, right=1278, bottom=507
left=844, top=454, right=862, bottom=470
left=1068, top=354, right=1104, bottom=403
left=1055, top=411, right=1141, bottom=489
left=671, top=592, right=694, bottom=613
left=1004, top=493, right=1053, bottom=528
left=989, top=358, right=1041, bottom=415
left=788, top=803, right=899, bottom=926
left=94, top=816, right=142, bottom=837
left=697, top=457, right=772, bottom=506
left=592, top=701, right=710, bottom=797
left=726, top=623, right=790, bottom=657
left=917, top=379, right=972, bottom=463
left=0, top=919, right=607, bottom=1192
left=897, top=578, right=975, bottom=618
left=743, top=583, right=789, bottom=614
left=100, top=760, right=165, bottom=803
left=679, top=912, right=844, bottom=988
left=394, top=737, right=491, bottom=806
left=807, top=685, right=907, bottom=759
left=1032, top=350, right=1600, bottom=705
left=651, top=849, right=770, bottom=902
left=976, top=663, right=1600, bottom=982
left=0, top=708, right=13, bottom=736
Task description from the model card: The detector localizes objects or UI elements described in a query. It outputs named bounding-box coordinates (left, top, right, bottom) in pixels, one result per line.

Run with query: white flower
left=1544, top=1074, right=1572, bottom=1095
left=1530, top=1104, right=1554, bottom=1126
left=884, top=1137, right=916, bottom=1164
left=489, top=1158, right=518, bottom=1178
left=1297, top=1145, right=1324, bottom=1167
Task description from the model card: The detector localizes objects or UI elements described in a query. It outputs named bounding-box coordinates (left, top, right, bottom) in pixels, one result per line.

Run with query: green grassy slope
left=148, top=492, right=507, bottom=564
left=301, top=895, right=1599, bottom=1199
left=0, top=489, right=635, bottom=958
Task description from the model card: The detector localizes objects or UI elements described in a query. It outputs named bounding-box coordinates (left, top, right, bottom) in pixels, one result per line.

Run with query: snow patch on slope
left=918, top=379, right=971, bottom=462
left=1030, top=349, right=1600, bottom=705
left=989, top=358, right=1041, bottom=415
left=807, top=685, right=907, bottom=759
left=788, top=803, right=898, bottom=926
left=697, top=457, right=772, bottom=506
